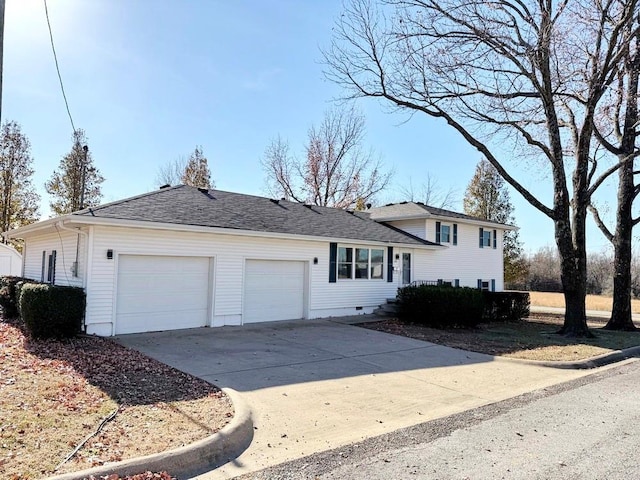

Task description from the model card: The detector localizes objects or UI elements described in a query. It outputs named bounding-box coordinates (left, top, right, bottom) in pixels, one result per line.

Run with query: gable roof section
left=367, top=201, right=515, bottom=229
left=65, top=186, right=436, bottom=247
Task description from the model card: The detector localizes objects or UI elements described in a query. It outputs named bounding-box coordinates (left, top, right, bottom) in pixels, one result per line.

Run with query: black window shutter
left=493, top=230, right=497, bottom=249
left=479, top=228, right=484, bottom=248
left=387, top=246, right=393, bottom=282
left=454, top=279, right=460, bottom=287
left=435, top=221, right=441, bottom=243
left=453, top=224, right=458, bottom=245
left=329, top=243, right=337, bottom=283
left=41, top=251, right=46, bottom=282
left=491, top=279, right=496, bottom=291
left=477, top=279, right=482, bottom=289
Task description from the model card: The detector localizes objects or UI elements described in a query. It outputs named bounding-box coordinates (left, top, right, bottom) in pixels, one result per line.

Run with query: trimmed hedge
left=482, top=291, right=530, bottom=322
left=20, top=283, right=85, bottom=339
left=397, top=285, right=484, bottom=328
left=0, top=276, right=32, bottom=319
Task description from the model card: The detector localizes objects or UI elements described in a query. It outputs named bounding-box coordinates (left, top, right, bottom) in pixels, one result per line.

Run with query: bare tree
left=155, top=157, right=187, bottom=187
left=156, top=146, right=215, bottom=189
left=395, top=174, right=456, bottom=209
left=588, top=13, right=640, bottom=331
left=262, top=106, right=392, bottom=209
left=324, top=0, right=639, bottom=336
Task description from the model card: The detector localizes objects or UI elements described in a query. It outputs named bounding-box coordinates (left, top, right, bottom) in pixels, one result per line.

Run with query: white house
left=0, top=243, right=22, bottom=276
left=4, top=186, right=513, bottom=336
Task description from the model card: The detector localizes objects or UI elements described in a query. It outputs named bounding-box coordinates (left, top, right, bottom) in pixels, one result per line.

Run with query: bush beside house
left=397, top=285, right=485, bottom=328
left=0, top=275, right=86, bottom=340
left=0, top=276, right=32, bottom=318
left=20, top=283, right=85, bottom=339
left=397, top=284, right=530, bottom=328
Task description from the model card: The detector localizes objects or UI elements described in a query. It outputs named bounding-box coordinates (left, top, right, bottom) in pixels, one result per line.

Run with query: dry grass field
left=529, top=291, right=640, bottom=314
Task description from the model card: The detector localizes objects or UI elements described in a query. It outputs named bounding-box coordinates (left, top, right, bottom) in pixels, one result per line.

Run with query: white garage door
left=115, top=255, right=211, bottom=334
left=244, top=260, right=305, bottom=323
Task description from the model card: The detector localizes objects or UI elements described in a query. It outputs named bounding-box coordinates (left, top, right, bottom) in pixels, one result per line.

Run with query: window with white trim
left=436, top=221, right=457, bottom=245
left=482, top=230, right=491, bottom=247
left=337, top=246, right=385, bottom=280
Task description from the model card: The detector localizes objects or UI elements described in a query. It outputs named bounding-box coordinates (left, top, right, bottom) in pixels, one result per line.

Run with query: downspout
left=55, top=221, right=88, bottom=287
left=55, top=221, right=90, bottom=333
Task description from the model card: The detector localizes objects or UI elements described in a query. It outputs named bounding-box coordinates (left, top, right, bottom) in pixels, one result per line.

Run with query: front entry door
left=402, top=252, right=412, bottom=285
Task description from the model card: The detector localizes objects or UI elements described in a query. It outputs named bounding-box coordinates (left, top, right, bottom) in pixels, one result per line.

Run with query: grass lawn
left=0, top=320, right=233, bottom=479
left=361, top=314, right=640, bottom=362
left=529, top=291, right=640, bottom=314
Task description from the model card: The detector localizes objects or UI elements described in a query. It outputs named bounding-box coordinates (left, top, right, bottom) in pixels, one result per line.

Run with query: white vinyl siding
left=410, top=221, right=505, bottom=291
left=115, top=255, right=211, bottom=334
left=22, top=229, right=85, bottom=288
left=82, top=226, right=400, bottom=335
left=385, top=219, right=426, bottom=239
left=244, top=260, right=305, bottom=323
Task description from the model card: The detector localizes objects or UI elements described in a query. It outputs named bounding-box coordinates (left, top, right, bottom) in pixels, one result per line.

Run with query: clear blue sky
left=5, top=0, right=620, bottom=253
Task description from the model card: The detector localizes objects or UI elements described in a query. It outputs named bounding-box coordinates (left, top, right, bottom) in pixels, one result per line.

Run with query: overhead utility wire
left=43, top=0, right=76, bottom=134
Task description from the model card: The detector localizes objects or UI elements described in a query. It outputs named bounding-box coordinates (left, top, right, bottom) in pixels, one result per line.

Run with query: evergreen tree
left=0, top=121, right=40, bottom=248
left=45, top=129, right=104, bottom=215
left=181, top=146, right=213, bottom=189
left=464, top=159, right=527, bottom=286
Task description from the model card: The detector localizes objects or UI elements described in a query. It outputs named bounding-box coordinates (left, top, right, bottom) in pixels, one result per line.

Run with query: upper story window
left=479, top=228, right=497, bottom=249
left=435, top=221, right=457, bottom=245
left=338, top=246, right=384, bottom=280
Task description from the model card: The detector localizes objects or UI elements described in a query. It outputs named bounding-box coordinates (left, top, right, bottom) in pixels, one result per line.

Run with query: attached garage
left=244, top=259, right=306, bottom=324
left=115, top=255, right=212, bottom=334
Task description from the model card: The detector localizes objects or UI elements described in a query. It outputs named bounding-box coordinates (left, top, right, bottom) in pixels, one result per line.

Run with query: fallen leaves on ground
left=0, top=320, right=233, bottom=479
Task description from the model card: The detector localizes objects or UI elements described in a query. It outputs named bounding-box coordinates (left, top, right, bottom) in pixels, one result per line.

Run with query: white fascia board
left=3, top=215, right=76, bottom=238
left=374, top=213, right=516, bottom=231
left=11, top=215, right=443, bottom=250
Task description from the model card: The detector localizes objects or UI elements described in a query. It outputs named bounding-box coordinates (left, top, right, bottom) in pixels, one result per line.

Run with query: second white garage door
left=244, top=260, right=305, bottom=323
left=115, top=255, right=211, bottom=334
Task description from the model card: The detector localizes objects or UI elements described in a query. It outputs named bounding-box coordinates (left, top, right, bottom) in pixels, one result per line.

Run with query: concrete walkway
left=117, top=318, right=598, bottom=479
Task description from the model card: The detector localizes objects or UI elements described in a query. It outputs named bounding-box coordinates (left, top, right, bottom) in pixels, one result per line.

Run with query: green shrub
left=0, top=276, right=32, bottom=319
left=482, top=291, right=530, bottom=322
left=397, top=285, right=484, bottom=328
left=20, top=284, right=85, bottom=339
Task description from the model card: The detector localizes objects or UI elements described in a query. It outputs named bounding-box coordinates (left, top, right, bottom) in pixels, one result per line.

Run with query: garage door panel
left=115, top=255, right=210, bottom=335
left=244, top=260, right=305, bottom=324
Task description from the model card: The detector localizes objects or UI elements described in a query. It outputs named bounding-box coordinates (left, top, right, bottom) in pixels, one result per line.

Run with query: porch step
left=373, top=302, right=399, bottom=317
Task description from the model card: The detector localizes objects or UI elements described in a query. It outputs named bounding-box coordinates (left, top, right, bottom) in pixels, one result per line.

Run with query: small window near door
left=370, top=249, right=384, bottom=279
left=402, top=253, right=411, bottom=285
left=47, top=250, right=57, bottom=284
left=338, top=247, right=353, bottom=279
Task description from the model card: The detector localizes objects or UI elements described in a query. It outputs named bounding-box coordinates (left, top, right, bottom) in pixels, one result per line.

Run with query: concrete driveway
left=117, top=317, right=593, bottom=479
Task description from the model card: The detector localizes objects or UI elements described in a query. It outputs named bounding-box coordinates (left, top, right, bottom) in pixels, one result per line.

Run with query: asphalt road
left=241, top=360, right=640, bottom=480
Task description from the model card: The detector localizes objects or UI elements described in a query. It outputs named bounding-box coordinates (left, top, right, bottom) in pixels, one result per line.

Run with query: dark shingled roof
left=73, top=185, right=436, bottom=247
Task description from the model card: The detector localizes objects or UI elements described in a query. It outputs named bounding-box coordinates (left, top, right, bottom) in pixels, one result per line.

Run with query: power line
left=43, top=0, right=76, bottom=134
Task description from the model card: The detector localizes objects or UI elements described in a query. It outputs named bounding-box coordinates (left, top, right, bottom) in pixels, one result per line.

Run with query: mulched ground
left=0, top=319, right=233, bottom=479
left=359, top=315, right=640, bottom=361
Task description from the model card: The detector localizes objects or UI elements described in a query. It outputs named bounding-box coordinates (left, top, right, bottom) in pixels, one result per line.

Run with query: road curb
left=495, top=345, right=640, bottom=369
left=45, top=388, right=254, bottom=480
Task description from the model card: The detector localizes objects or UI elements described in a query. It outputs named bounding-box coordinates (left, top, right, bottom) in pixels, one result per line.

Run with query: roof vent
left=304, top=204, right=313, bottom=210
left=197, top=187, right=209, bottom=194
left=270, top=198, right=279, bottom=204
left=366, top=203, right=372, bottom=209
left=159, top=184, right=171, bottom=189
